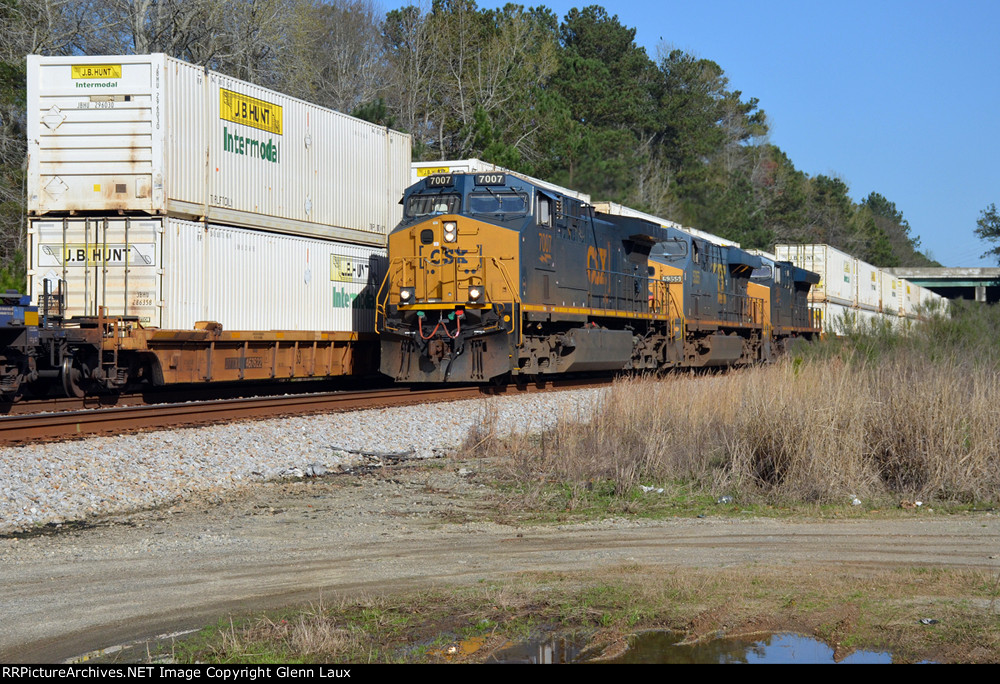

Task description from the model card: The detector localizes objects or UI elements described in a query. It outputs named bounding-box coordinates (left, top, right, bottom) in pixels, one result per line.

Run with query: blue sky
left=383, top=0, right=1000, bottom=267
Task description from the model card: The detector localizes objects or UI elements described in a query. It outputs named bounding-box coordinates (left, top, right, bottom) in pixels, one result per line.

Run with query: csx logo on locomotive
left=420, top=244, right=481, bottom=267
left=587, top=245, right=609, bottom=285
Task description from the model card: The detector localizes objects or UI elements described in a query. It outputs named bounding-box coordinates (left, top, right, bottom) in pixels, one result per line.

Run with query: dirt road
left=2, top=460, right=998, bottom=663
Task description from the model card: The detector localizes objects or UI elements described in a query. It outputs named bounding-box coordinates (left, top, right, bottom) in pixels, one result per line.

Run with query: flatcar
left=376, top=171, right=820, bottom=383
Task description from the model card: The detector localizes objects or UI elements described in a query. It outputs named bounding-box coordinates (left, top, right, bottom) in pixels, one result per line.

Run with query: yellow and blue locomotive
left=376, top=171, right=820, bottom=383
left=0, top=292, right=40, bottom=399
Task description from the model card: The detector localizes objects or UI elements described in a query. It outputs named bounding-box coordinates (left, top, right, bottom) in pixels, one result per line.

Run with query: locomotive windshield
left=467, top=191, right=528, bottom=216
left=751, top=264, right=773, bottom=280
left=404, top=193, right=461, bottom=218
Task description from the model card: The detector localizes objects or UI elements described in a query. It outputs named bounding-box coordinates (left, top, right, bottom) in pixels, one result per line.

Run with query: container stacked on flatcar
left=774, top=244, right=947, bottom=334
left=377, top=171, right=816, bottom=383
left=13, top=54, right=410, bottom=399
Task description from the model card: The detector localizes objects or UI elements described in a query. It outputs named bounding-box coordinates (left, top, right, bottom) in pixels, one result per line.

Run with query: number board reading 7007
left=425, top=174, right=454, bottom=188
left=474, top=173, right=506, bottom=186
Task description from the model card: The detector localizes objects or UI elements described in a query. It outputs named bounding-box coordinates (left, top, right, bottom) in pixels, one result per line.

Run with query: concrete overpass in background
left=886, top=268, right=1000, bottom=303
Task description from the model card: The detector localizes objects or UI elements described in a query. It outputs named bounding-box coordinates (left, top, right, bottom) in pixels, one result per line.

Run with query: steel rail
left=0, top=377, right=610, bottom=445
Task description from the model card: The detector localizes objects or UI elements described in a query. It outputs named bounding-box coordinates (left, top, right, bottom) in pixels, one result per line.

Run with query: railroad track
left=0, top=377, right=610, bottom=445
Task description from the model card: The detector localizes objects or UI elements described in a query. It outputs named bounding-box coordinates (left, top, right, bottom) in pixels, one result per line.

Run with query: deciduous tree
left=974, top=202, right=1000, bottom=264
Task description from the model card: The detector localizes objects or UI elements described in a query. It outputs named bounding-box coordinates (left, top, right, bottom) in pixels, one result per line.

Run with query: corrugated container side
left=28, top=54, right=411, bottom=244
left=412, top=159, right=592, bottom=204
left=902, top=280, right=923, bottom=319
left=811, top=301, right=896, bottom=336
left=389, top=131, right=411, bottom=227
left=163, top=56, right=206, bottom=209
left=775, top=244, right=855, bottom=306
left=29, top=216, right=385, bottom=332
left=880, top=272, right=903, bottom=315
left=200, top=67, right=401, bottom=242
left=183, top=222, right=384, bottom=332
left=747, top=249, right=778, bottom=261
left=919, top=286, right=946, bottom=316
left=856, top=261, right=882, bottom=311
left=160, top=218, right=207, bottom=327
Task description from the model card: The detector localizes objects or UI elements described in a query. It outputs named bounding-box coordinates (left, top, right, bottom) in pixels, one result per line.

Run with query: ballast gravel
left=0, top=388, right=606, bottom=534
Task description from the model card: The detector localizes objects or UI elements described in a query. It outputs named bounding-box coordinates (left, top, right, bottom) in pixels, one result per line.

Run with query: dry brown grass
left=203, top=597, right=379, bottom=662
left=478, top=352, right=1000, bottom=506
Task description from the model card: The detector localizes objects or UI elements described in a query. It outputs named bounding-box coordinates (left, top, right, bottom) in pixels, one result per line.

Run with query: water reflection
left=489, top=634, right=589, bottom=663
left=607, top=631, right=892, bottom=664
left=493, top=631, right=894, bottom=664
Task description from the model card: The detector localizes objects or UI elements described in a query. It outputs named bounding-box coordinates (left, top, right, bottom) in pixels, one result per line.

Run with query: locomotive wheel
left=60, top=357, right=85, bottom=398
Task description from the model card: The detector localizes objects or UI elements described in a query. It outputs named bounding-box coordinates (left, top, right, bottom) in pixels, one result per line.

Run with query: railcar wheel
left=60, top=356, right=85, bottom=398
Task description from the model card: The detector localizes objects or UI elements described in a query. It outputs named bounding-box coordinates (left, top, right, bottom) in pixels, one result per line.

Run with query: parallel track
left=0, top=378, right=610, bottom=445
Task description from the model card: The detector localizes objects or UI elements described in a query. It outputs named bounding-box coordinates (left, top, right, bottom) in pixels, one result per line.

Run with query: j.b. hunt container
left=27, top=54, right=411, bottom=245
left=28, top=217, right=385, bottom=333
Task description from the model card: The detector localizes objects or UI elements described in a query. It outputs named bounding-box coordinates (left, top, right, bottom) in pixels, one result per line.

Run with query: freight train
left=2, top=53, right=409, bottom=402
left=3, top=53, right=927, bottom=401
left=376, top=171, right=820, bottom=383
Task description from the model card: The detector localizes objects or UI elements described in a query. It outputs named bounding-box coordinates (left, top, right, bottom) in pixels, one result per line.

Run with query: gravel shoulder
left=2, top=457, right=999, bottom=663
left=1, top=391, right=999, bottom=663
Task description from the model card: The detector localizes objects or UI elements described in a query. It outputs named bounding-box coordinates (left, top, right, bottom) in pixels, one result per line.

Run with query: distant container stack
left=774, top=244, right=947, bottom=334
left=26, top=54, right=411, bottom=332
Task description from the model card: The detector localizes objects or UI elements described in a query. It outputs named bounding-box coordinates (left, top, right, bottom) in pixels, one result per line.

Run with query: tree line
left=0, top=0, right=937, bottom=289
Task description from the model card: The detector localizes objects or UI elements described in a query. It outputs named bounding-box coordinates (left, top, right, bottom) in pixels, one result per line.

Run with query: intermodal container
left=810, top=301, right=887, bottom=335
left=880, top=271, right=904, bottom=316
left=28, top=217, right=384, bottom=332
left=774, top=244, right=856, bottom=307
left=27, top=54, right=410, bottom=246
left=855, top=260, right=882, bottom=311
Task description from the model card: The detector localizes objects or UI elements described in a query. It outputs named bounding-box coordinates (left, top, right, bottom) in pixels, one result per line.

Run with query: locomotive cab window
left=751, top=264, right=773, bottom=280
left=405, top=193, right=461, bottom=218
left=467, top=191, right=528, bottom=216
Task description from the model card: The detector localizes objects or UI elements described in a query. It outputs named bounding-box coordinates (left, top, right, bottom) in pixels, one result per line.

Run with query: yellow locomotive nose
left=382, top=214, right=518, bottom=310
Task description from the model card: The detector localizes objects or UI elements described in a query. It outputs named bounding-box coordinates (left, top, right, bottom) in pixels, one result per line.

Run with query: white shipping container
left=902, top=280, right=924, bottom=319
left=919, top=285, right=947, bottom=316
left=810, top=301, right=896, bottom=336
left=412, top=159, right=592, bottom=204
left=27, top=54, right=411, bottom=246
left=28, top=217, right=384, bottom=332
left=593, top=201, right=739, bottom=247
left=880, top=271, right=903, bottom=316
left=856, top=260, right=882, bottom=311
left=774, top=244, right=856, bottom=306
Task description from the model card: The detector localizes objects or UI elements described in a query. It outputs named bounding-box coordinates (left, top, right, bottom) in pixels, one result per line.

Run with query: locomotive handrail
left=374, top=260, right=397, bottom=333
left=489, top=256, right=522, bottom=345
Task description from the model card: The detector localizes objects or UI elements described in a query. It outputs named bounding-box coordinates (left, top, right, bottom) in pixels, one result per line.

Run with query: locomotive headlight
left=468, top=286, right=483, bottom=302
left=399, top=287, right=415, bottom=304
left=443, top=221, right=457, bottom=243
